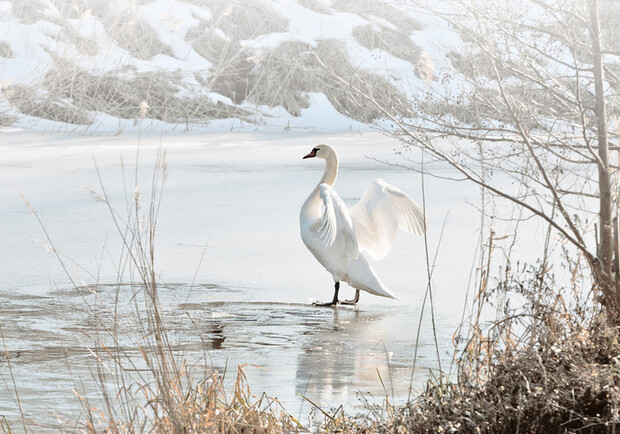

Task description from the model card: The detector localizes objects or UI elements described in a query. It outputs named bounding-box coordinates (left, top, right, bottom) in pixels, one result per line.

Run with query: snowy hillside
left=0, top=0, right=456, bottom=133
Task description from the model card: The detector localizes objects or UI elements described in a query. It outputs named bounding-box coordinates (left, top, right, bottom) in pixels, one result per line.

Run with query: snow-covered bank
left=0, top=0, right=458, bottom=133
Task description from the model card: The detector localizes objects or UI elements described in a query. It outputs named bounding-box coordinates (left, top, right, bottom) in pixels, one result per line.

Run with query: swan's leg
left=313, top=282, right=339, bottom=307
left=341, top=289, right=360, bottom=305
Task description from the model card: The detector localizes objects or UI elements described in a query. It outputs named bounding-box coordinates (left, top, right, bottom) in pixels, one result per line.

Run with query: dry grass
left=9, top=84, right=93, bottom=125
left=60, top=23, right=99, bottom=57
left=189, top=30, right=412, bottom=122
left=0, top=84, right=18, bottom=127
left=167, top=365, right=299, bottom=432
left=187, top=0, right=288, bottom=105
left=184, top=0, right=415, bottom=121
left=96, top=7, right=173, bottom=60
left=297, top=0, right=332, bottom=15
left=601, top=2, right=620, bottom=52
left=200, top=0, right=288, bottom=41
left=7, top=57, right=250, bottom=124
left=187, top=21, right=255, bottom=104
left=244, top=40, right=313, bottom=116
left=48, top=0, right=172, bottom=60
left=9, top=0, right=50, bottom=24
left=245, top=39, right=411, bottom=121
left=0, top=111, right=17, bottom=127
left=332, top=0, right=421, bottom=33
left=327, top=323, right=620, bottom=433
left=353, top=24, right=421, bottom=66
left=353, top=24, right=434, bottom=84
left=0, top=41, right=13, bottom=58
left=381, top=322, right=620, bottom=433
left=307, top=40, right=412, bottom=122
left=48, top=0, right=157, bottom=19
left=0, top=416, right=11, bottom=434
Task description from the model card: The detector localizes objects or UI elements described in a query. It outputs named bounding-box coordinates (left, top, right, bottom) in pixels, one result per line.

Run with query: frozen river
left=0, top=131, right=539, bottom=429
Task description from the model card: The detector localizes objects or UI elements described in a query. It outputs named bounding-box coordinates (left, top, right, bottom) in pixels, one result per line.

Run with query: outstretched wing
left=350, top=179, right=426, bottom=260
left=314, top=183, right=359, bottom=261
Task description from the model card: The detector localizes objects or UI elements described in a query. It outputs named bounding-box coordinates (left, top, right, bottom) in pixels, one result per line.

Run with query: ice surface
left=0, top=130, right=552, bottom=428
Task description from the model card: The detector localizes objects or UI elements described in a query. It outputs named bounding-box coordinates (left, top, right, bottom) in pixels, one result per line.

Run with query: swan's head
left=303, top=144, right=336, bottom=160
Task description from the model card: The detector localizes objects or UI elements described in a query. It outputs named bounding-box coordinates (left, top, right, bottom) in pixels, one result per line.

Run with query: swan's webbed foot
left=313, top=281, right=340, bottom=307
left=340, top=289, right=360, bottom=305
left=312, top=300, right=338, bottom=307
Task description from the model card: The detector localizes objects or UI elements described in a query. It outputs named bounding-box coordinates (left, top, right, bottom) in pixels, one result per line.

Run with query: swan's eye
left=313, top=147, right=319, bottom=152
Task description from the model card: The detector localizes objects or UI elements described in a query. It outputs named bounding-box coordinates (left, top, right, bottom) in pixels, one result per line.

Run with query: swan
left=300, top=144, right=426, bottom=306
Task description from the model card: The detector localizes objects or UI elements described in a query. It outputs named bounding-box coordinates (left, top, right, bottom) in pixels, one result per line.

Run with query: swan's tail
left=345, top=254, right=398, bottom=299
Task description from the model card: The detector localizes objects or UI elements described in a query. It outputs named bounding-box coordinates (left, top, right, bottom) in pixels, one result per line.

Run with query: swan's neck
left=319, top=153, right=338, bottom=187
left=301, top=154, right=339, bottom=218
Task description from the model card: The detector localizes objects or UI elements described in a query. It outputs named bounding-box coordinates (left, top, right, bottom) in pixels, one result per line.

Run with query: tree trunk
left=590, top=0, right=615, bottom=308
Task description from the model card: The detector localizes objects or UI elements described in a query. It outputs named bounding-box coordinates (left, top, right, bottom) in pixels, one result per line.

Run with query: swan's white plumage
left=315, top=183, right=359, bottom=261
left=350, top=179, right=426, bottom=260
left=300, top=144, right=425, bottom=302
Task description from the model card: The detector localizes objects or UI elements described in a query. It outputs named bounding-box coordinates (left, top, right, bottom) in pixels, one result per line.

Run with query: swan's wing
left=314, top=184, right=359, bottom=260
left=350, top=179, right=426, bottom=260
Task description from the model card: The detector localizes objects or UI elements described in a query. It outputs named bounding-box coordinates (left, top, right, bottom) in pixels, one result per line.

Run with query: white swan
left=300, top=144, right=426, bottom=306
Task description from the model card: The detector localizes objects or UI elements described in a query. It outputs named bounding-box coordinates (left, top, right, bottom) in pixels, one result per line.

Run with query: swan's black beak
left=303, top=149, right=316, bottom=159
